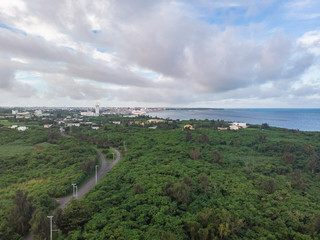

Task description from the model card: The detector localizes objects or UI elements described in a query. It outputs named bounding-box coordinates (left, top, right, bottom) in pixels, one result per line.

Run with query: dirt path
left=25, top=128, right=121, bottom=240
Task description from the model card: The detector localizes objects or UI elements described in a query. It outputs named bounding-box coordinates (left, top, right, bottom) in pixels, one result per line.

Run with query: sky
left=0, top=0, right=319, bottom=108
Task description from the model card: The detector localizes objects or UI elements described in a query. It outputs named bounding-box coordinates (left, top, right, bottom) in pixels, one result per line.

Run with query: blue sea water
left=148, top=109, right=320, bottom=132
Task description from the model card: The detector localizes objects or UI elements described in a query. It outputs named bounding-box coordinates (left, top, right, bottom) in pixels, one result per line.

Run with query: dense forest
left=56, top=118, right=320, bottom=239
left=1, top=114, right=320, bottom=239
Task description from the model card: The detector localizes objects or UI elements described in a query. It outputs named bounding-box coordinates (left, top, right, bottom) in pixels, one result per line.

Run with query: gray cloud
left=43, top=74, right=108, bottom=100
left=0, top=0, right=318, bottom=106
left=0, top=58, right=37, bottom=97
left=0, top=63, right=14, bottom=89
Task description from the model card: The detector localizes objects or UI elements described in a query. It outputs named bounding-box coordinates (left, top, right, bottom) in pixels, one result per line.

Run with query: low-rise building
left=229, top=125, right=239, bottom=130
left=66, top=123, right=80, bottom=127
left=44, top=124, right=52, bottom=128
left=55, top=120, right=64, bottom=125
left=34, top=110, right=42, bottom=117
left=134, top=121, right=144, bottom=126
left=229, top=122, right=247, bottom=130
left=232, top=122, right=247, bottom=128
left=17, top=126, right=28, bottom=131
left=146, top=119, right=165, bottom=124
left=184, top=124, right=194, bottom=130
left=81, top=122, right=93, bottom=125
left=17, top=112, right=31, bottom=118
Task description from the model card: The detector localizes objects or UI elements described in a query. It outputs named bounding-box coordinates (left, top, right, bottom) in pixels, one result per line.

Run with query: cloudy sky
left=0, top=0, right=319, bottom=107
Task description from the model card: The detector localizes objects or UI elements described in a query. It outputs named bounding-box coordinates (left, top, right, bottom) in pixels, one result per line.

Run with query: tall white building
left=95, top=104, right=100, bottom=116
left=34, top=110, right=42, bottom=117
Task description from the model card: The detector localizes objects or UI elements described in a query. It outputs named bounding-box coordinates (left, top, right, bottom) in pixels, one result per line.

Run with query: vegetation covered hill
left=1, top=113, right=320, bottom=240
left=55, top=118, right=320, bottom=239
left=0, top=126, right=98, bottom=239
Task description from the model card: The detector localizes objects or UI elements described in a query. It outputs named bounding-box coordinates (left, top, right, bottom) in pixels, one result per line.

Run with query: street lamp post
left=124, top=141, right=127, bottom=152
left=95, top=165, right=98, bottom=184
left=72, top=183, right=76, bottom=197
left=75, top=185, right=78, bottom=198
left=47, top=216, right=53, bottom=240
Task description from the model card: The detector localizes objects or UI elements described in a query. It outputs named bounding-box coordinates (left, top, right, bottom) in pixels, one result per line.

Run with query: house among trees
left=184, top=124, right=194, bottom=130
left=66, top=123, right=80, bottom=127
left=146, top=119, right=165, bottom=124
left=17, top=126, right=28, bottom=131
left=229, top=122, right=247, bottom=130
left=44, top=124, right=52, bottom=128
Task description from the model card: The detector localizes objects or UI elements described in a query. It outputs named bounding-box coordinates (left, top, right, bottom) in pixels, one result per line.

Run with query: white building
left=17, top=126, right=28, bottom=131
left=92, top=126, right=100, bottom=130
left=80, top=111, right=96, bottom=116
left=131, top=109, right=146, bottom=115
left=17, top=112, right=31, bottom=118
left=67, top=123, right=80, bottom=127
left=146, top=119, right=165, bottom=124
left=232, top=122, right=247, bottom=128
left=229, top=122, right=247, bottom=130
left=229, top=125, right=239, bottom=130
left=34, top=110, right=42, bottom=117
left=95, top=104, right=100, bottom=116
left=44, top=124, right=52, bottom=128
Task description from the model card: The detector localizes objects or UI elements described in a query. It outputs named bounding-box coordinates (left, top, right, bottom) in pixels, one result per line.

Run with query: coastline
left=147, top=108, right=320, bottom=132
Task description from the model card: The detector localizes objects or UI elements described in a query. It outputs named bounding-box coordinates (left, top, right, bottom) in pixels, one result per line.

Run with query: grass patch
left=0, top=140, right=35, bottom=157
left=36, top=142, right=56, bottom=148
left=0, top=120, right=17, bottom=126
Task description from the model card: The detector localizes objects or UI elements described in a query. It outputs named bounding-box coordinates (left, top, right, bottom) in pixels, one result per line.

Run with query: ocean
left=148, top=108, right=320, bottom=132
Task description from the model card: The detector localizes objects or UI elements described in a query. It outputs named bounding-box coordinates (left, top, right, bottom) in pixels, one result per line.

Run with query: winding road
left=58, top=147, right=121, bottom=209
left=25, top=128, right=121, bottom=239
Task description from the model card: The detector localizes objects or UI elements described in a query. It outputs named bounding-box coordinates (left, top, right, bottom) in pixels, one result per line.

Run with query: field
left=0, top=139, right=36, bottom=157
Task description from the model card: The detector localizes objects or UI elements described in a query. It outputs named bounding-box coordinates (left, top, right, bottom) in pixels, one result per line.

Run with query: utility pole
left=95, top=165, right=98, bottom=184
left=47, top=216, right=53, bottom=240
left=75, top=185, right=78, bottom=198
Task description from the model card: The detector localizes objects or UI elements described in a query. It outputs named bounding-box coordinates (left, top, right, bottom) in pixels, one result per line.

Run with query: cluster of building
left=183, top=122, right=247, bottom=131
left=217, top=122, right=247, bottom=131
left=80, top=104, right=100, bottom=117
left=11, top=110, right=31, bottom=119
left=10, top=125, right=28, bottom=131
left=11, top=109, right=51, bottom=119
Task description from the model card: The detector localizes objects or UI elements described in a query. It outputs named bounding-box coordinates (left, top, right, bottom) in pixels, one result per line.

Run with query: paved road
left=58, top=147, right=121, bottom=209
left=59, top=127, right=69, bottom=137
left=25, top=128, right=121, bottom=239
